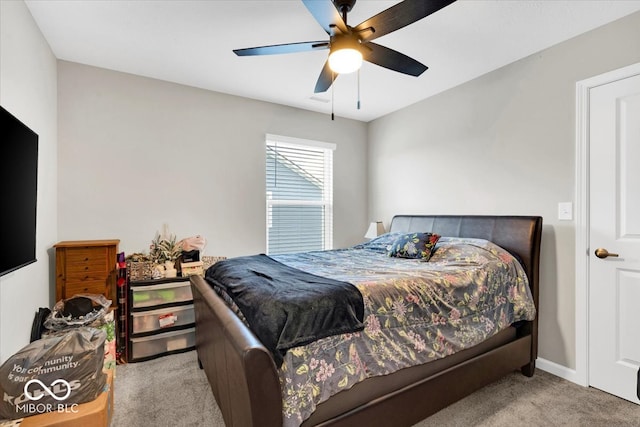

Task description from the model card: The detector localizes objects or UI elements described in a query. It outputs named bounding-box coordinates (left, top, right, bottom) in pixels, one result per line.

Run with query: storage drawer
left=65, top=247, right=108, bottom=265
left=131, top=304, right=195, bottom=334
left=66, top=280, right=108, bottom=297
left=65, top=271, right=111, bottom=282
left=66, top=262, right=109, bottom=276
left=130, top=281, right=192, bottom=308
left=130, top=327, right=195, bottom=360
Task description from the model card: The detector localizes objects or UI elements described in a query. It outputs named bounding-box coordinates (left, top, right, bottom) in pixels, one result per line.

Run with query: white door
left=589, top=72, right=640, bottom=404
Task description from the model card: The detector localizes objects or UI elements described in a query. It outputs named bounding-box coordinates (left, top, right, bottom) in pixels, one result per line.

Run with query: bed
left=190, top=215, right=542, bottom=427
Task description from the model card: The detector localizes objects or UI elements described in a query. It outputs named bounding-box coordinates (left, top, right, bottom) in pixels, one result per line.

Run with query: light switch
left=558, top=202, right=573, bottom=220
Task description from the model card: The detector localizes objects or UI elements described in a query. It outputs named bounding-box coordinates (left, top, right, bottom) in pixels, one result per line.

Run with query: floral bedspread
left=270, top=235, right=537, bottom=426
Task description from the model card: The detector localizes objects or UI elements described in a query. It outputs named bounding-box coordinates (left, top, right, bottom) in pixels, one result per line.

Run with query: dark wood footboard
left=192, top=215, right=542, bottom=427
left=191, top=275, right=282, bottom=426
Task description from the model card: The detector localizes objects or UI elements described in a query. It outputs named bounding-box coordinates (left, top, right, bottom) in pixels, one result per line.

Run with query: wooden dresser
left=54, top=239, right=120, bottom=303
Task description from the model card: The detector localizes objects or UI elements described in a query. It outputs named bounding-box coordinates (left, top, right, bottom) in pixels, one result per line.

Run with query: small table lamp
left=365, top=221, right=386, bottom=239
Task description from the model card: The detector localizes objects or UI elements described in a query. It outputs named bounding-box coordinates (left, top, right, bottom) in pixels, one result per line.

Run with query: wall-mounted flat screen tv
left=0, top=105, right=39, bottom=277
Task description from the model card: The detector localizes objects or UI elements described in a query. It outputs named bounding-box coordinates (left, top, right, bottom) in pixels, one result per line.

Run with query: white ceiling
left=25, top=0, right=640, bottom=122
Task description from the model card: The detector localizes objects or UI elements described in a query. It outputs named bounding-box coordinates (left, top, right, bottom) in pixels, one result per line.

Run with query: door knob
left=595, top=248, right=619, bottom=259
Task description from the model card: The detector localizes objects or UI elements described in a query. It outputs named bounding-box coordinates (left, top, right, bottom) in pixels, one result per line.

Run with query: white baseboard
left=536, top=357, right=583, bottom=385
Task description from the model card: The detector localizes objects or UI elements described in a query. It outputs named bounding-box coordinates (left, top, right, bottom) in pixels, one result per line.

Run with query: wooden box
left=180, top=261, right=203, bottom=277
left=19, top=370, right=114, bottom=427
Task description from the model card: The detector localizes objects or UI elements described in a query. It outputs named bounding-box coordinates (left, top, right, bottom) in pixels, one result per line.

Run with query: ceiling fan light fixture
left=328, top=34, right=363, bottom=74
left=328, top=47, right=362, bottom=74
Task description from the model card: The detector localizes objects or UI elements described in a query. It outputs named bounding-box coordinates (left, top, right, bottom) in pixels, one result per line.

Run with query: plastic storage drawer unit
left=130, top=280, right=193, bottom=308
left=131, top=304, right=195, bottom=334
left=130, top=327, right=195, bottom=360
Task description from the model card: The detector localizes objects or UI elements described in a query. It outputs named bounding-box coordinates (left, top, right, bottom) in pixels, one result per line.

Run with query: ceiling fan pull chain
left=331, top=70, right=335, bottom=121
left=357, top=68, right=361, bottom=110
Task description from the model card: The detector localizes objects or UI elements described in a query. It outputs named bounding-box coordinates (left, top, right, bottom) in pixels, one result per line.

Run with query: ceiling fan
left=233, top=0, right=457, bottom=94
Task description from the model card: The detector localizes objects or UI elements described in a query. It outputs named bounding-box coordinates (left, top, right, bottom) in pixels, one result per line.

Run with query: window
left=266, top=134, right=335, bottom=255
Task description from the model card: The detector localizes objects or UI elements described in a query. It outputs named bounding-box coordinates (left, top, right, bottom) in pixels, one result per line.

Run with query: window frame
left=265, top=134, right=335, bottom=255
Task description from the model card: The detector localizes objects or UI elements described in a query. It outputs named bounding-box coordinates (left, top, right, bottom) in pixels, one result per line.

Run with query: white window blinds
left=266, top=134, right=335, bottom=255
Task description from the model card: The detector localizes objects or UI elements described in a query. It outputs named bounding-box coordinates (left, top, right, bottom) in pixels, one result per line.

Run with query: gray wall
left=57, top=62, right=368, bottom=259
left=368, top=11, right=640, bottom=369
left=0, top=0, right=58, bottom=362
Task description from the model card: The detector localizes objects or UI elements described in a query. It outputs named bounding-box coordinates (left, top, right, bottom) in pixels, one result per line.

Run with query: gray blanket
left=204, top=254, right=364, bottom=367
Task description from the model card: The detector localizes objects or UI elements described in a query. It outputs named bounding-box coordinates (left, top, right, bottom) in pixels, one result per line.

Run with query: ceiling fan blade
left=302, top=0, right=348, bottom=36
left=314, top=60, right=335, bottom=93
left=362, top=42, right=427, bottom=76
left=234, top=41, right=329, bottom=56
left=354, top=0, right=457, bottom=42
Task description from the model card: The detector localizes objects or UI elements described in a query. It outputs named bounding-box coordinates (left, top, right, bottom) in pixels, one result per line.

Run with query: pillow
left=387, top=232, right=441, bottom=261
left=353, top=231, right=405, bottom=253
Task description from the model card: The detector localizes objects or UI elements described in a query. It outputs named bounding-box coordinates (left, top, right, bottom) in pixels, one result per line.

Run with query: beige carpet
left=113, top=350, right=640, bottom=426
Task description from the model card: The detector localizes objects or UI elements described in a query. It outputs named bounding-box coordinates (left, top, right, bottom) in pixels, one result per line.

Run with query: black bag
left=181, top=250, right=200, bottom=263
left=61, top=296, right=94, bottom=318
left=30, top=307, right=51, bottom=343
